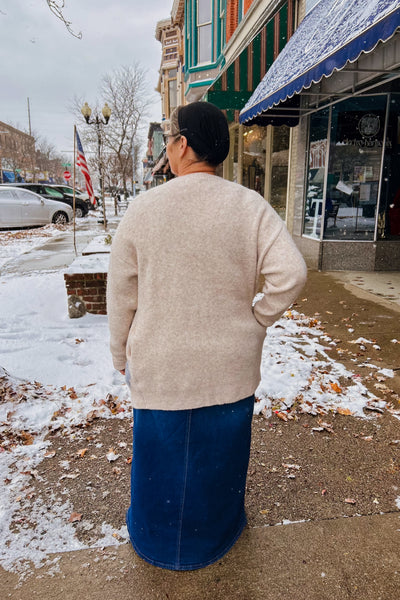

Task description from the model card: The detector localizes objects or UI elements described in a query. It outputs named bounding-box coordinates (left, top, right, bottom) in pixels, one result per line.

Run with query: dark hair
left=169, top=102, right=230, bottom=167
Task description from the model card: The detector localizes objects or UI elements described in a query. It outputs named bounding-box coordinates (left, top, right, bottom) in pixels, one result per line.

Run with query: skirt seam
left=175, top=410, right=192, bottom=567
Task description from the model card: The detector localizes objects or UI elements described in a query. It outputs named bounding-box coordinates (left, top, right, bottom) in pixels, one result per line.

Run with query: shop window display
left=324, top=96, right=386, bottom=241
left=304, top=97, right=388, bottom=241
left=242, top=125, right=289, bottom=219
left=304, top=109, right=329, bottom=238
left=242, top=126, right=266, bottom=194
left=271, top=126, right=289, bottom=220
left=378, top=94, right=400, bottom=239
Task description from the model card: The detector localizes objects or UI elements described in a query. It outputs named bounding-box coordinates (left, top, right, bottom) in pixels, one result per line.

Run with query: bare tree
left=70, top=64, right=153, bottom=196
left=46, top=1, right=82, bottom=39
left=100, top=64, right=153, bottom=195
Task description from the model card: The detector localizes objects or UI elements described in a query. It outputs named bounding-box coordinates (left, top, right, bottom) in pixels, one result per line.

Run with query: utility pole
left=27, top=98, right=32, bottom=136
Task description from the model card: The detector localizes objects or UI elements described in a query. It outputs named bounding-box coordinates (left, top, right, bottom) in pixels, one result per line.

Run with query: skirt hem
left=126, top=512, right=247, bottom=571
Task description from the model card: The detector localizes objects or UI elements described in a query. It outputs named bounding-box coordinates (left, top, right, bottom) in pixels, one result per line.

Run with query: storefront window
left=303, top=109, right=329, bottom=238
left=242, top=126, right=266, bottom=196
left=232, top=125, right=239, bottom=183
left=271, top=126, right=289, bottom=220
left=324, top=96, right=386, bottom=240
left=378, top=94, right=400, bottom=239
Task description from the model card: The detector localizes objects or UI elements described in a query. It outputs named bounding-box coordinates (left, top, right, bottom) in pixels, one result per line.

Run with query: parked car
left=0, top=186, right=73, bottom=228
left=49, top=185, right=99, bottom=210
left=1, top=183, right=90, bottom=218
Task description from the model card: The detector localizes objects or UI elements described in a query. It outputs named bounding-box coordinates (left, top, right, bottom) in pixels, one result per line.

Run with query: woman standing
left=106, top=102, right=307, bottom=570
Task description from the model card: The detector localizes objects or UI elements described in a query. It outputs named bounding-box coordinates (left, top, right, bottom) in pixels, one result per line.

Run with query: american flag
left=75, top=129, right=96, bottom=206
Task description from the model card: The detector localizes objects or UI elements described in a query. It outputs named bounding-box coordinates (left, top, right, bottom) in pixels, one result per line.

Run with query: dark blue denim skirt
left=126, top=395, right=254, bottom=570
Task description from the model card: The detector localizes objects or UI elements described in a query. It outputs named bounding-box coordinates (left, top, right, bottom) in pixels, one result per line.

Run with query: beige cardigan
left=106, top=173, right=307, bottom=410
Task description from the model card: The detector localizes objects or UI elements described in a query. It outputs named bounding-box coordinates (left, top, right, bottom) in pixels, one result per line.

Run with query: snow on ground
left=0, top=225, right=66, bottom=269
left=0, top=221, right=394, bottom=575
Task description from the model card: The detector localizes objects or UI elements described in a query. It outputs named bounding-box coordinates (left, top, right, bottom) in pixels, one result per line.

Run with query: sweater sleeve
left=106, top=218, right=138, bottom=371
left=253, top=208, right=307, bottom=328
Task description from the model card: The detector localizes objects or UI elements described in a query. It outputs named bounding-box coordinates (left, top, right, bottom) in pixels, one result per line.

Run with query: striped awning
left=240, top=0, right=400, bottom=125
left=206, top=0, right=295, bottom=122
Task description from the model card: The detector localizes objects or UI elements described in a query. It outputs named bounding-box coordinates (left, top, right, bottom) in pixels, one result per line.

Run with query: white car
left=0, top=186, right=73, bottom=228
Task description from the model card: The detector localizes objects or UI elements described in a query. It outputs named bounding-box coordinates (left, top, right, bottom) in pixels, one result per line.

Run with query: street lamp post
left=81, top=102, right=112, bottom=229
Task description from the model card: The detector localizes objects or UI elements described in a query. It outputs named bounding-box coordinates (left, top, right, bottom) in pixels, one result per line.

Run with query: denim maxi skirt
left=126, top=395, right=254, bottom=571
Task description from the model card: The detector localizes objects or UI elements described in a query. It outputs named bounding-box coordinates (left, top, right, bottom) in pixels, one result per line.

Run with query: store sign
left=336, top=108, right=391, bottom=149
left=358, top=114, right=380, bottom=138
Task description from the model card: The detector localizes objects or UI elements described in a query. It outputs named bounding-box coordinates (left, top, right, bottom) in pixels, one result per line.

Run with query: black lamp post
left=81, top=102, right=111, bottom=228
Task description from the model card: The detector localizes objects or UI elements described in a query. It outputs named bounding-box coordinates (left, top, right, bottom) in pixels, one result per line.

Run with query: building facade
left=155, top=16, right=185, bottom=121
left=0, top=121, right=36, bottom=183
left=239, top=0, right=400, bottom=271
left=158, top=1, right=400, bottom=271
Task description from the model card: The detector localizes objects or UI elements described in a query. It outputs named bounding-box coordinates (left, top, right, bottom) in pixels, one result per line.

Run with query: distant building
left=155, top=14, right=185, bottom=120
left=0, top=121, right=35, bottom=183
left=143, top=122, right=171, bottom=189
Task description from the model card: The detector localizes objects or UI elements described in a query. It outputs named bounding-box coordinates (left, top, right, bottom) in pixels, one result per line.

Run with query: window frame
left=196, top=0, right=213, bottom=66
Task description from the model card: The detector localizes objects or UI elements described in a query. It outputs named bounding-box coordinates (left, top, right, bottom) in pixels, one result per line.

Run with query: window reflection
left=242, top=126, right=266, bottom=195
left=304, top=97, right=388, bottom=241
left=304, top=109, right=329, bottom=238
left=324, top=96, right=386, bottom=240
left=378, top=94, right=400, bottom=239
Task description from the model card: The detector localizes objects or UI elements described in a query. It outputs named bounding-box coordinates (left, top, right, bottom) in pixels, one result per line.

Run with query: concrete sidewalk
left=331, top=270, right=400, bottom=311
left=2, top=513, right=399, bottom=600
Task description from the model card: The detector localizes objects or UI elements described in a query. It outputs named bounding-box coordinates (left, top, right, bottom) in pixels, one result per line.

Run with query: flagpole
left=73, top=125, right=77, bottom=255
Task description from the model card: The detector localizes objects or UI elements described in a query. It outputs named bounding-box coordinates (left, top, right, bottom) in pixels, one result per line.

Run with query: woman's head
left=165, top=102, right=230, bottom=174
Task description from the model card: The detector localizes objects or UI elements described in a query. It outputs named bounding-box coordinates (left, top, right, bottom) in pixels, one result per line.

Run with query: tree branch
left=46, top=1, right=82, bottom=39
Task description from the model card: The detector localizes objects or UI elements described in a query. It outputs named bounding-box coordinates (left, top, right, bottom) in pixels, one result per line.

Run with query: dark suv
left=50, top=185, right=99, bottom=210
left=3, top=183, right=90, bottom=218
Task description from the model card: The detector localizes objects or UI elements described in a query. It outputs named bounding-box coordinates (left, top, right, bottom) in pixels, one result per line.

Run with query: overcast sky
left=0, top=0, right=170, bottom=157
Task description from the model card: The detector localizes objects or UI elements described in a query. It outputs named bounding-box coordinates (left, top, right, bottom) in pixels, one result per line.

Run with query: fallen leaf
left=68, top=512, right=82, bottom=523
left=59, top=473, right=79, bottom=480
left=106, top=449, right=120, bottom=462
left=330, top=382, right=342, bottom=393
left=44, top=450, right=56, bottom=458
left=68, top=388, right=78, bottom=400
left=337, top=407, right=353, bottom=416
left=317, top=421, right=334, bottom=434
left=20, top=431, right=34, bottom=445
left=275, top=411, right=288, bottom=422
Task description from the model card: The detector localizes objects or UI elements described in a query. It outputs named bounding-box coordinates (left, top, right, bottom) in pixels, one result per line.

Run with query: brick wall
left=226, top=0, right=239, bottom=42
left=64, top=272, right=107, bottom=317
left=243, top=0, right=254, bottom=13
left=226, top=0, right=256, bottom=42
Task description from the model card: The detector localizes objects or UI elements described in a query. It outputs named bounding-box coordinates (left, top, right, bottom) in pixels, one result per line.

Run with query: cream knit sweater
left=106, top=173, right=307, bottom=410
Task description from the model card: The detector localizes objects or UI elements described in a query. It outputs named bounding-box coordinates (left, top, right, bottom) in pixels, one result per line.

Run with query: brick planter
left=64, top=272, right=107, bottom=317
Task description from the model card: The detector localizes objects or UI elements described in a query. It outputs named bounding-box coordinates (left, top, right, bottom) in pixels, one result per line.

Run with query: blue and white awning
left=240, top=0, right=400, bottom=125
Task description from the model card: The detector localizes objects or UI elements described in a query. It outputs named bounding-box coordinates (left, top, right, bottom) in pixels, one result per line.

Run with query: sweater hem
left=128, top=381, right=260, bottom=411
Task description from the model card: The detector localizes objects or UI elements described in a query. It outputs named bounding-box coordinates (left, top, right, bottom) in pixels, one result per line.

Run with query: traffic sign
left=64, top=171, right=71, bottom=180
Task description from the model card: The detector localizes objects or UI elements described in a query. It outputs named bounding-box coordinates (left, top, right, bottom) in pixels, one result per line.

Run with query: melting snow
left=0, top=224, right=395, bottom=576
